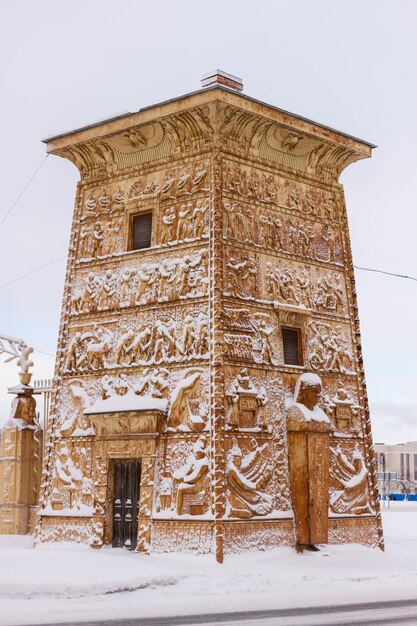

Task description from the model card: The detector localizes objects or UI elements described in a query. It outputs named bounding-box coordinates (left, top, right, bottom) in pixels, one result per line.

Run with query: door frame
left=89, top=408, right=165, bottom=552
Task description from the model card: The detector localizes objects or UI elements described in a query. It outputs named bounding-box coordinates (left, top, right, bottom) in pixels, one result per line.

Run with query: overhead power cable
left=0, top=255, right=67, bottom=289
left=33, top=348, right=55, bottom=358
left=1, top=256, right=415, bottom=291
left=354, top=265, right=417, bottom=283
left=0, top=154, right=49, bottom=228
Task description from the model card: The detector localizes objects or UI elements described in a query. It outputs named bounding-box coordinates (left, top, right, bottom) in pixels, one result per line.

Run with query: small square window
left=131, top=213, right=152, bottom=250
left=282, top=327, right=303, bottom=366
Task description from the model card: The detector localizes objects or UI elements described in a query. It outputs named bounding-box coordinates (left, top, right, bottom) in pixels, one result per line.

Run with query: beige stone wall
left=217, top=150, right=381, bottom=553
left=38, top=155, right=213, bottom=549
left=37, top=88, right=383, bottom=556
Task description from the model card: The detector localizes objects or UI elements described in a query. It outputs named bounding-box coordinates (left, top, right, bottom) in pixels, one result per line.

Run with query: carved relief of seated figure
left=227, top=439, right=274, bottom=519
left=173, top=436, right=209, bottom=516
left=330, top=443, right=373, bottom=516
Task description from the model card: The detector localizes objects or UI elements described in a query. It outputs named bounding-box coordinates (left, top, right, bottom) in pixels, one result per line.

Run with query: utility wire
left=354, top=265, right=417, bottom=283
left=1, top=257, right=415, bottom=291
left=34, top=348, right=55, bottom=358
left=0, top=154, right=49, bottom=228
left=0, top=255, right=67, bottom=289
left=1, top=152, right=416, bottom=289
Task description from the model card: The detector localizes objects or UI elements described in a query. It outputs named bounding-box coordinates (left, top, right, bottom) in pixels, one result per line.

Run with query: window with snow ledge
left=282, top=327, right=303, bottom=366
left=130, top=212, right=152, bottom=250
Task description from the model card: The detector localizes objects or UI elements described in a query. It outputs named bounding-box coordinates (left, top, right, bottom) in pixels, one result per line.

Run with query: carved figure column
left=37, top=183, right=83, bottom=522
left=211, top=150, right=226, bottom=563
left=136, top=451, right=156, bottom=553
left=287, top=373, right=331, bottom=551
left=89, top=443, right=107, bottom=549
left=0, top=384, right=42, bottom=534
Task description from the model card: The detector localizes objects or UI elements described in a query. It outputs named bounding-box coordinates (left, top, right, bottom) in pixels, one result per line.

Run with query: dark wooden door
left=112, top=460, right=140, bottom=550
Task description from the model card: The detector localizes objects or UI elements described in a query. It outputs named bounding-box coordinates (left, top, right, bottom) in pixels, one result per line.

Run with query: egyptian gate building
left=37, top=71, right=383, bottom=560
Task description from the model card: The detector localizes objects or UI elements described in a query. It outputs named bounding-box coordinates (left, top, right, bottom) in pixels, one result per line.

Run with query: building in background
left=35, top=71, right=383, bottom=559
left=375, top=441, right=417, bottom=496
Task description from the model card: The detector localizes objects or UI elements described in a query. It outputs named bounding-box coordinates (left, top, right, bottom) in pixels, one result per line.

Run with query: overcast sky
left=0, top=0, right=416, bottom=444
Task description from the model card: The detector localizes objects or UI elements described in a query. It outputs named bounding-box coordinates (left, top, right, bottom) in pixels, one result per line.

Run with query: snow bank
left=1, top=504, right=417, bottom=625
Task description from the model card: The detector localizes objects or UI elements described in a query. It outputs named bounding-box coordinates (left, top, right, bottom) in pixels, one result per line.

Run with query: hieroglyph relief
left=322, top=384, right=360, bottom=433
left=225, top=253, right=259, bottom=299
left=223, top=161, right=338, bottom=221
left=330, top=444, right=374, bottom=516
left=80, top=161, right=209, bottom=223
left=264, top=265, right=346, bottom=314
left=307, top=321, right=354, bottom=374
left=226, top=369, right=268, bottom=431
left=64, top=310, right=209, bottom=374
left=223, top=309, right=278, bottom=365
left=156, top=436, right=211, bottom=517
left=78, top=197, right=209, bottom=262
left=225, top=251, right=346, bottom=311
left=59, top=379, right=95, bottom=437
left=159, top=199, right=209, bottom=245
left=226, top=437, right=275, bottom=519
left=173, top=436, right=210, bottom=516
left=48, top=443, right=93, bottom=513
left=71, top=249, right=208, bottom=315
left=168, top=369, right=208, bottom=432
left=224, top=209, right=342, bottom=264
left=76, top=161, right=210, bottom=261
left=55, top=367, right=210, bottom=438
left=78, top=219, right=123, bottom=261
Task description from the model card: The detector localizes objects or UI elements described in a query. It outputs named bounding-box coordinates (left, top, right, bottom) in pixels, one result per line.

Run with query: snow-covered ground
left=2, top=503, right=417, bottom=626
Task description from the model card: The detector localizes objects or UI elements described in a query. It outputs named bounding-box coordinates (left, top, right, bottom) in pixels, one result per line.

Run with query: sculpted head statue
left=294, top=373, right=323, bottom=411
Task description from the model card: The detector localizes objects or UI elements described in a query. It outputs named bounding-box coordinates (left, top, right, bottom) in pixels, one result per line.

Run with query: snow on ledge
left=84, top=392, right=168, bottom=415
left=40, top=504, right=94, bottom=518
left=2, top=417, right=37, bottom=431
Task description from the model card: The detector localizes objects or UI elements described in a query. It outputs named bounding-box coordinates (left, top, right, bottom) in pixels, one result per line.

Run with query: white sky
left=0, top=0, right=416, bottom=444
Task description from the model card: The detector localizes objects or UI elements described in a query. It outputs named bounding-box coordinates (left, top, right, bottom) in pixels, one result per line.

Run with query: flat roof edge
left=42, top=85, right=377, bottom=150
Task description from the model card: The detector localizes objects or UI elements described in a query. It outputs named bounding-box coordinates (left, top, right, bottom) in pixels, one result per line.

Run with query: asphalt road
left=24, top=598, right=417, bottom=626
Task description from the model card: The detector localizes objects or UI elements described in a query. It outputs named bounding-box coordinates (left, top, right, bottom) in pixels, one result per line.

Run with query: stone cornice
left=44, top=87, right=373, bottom=183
